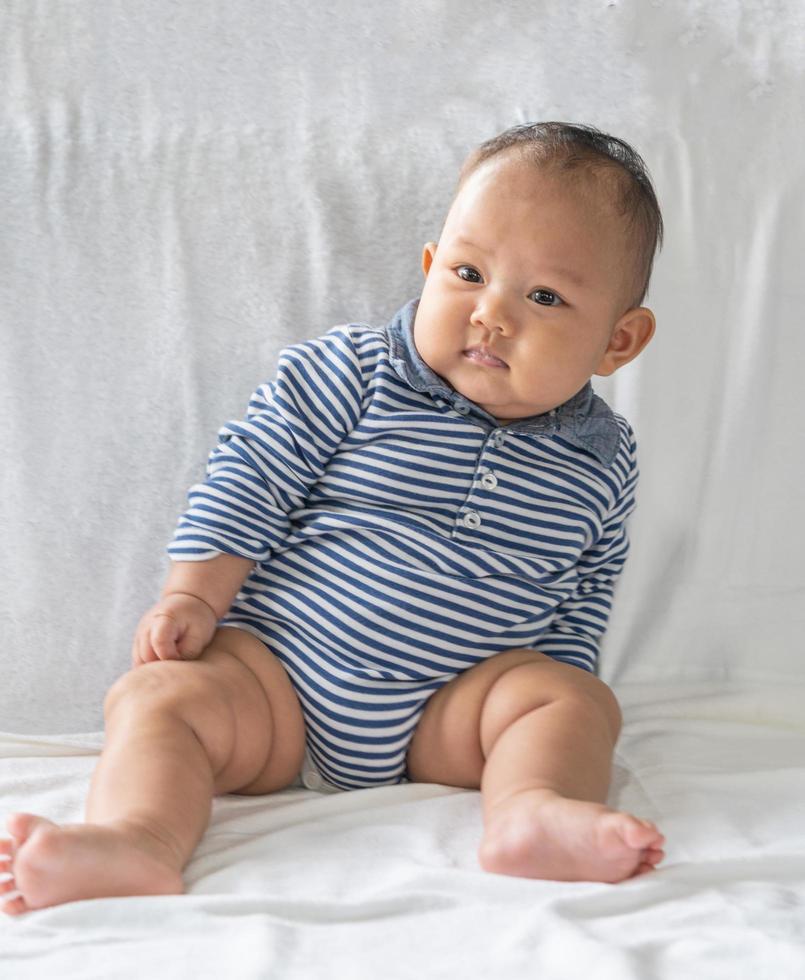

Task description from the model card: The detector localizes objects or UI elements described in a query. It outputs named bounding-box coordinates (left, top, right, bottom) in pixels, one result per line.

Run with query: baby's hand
left=131, top=593, right=219, bottom=668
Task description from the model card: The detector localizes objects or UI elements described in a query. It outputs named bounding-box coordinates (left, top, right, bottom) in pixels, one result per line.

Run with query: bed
left=2, top=1, right=804, bottom=976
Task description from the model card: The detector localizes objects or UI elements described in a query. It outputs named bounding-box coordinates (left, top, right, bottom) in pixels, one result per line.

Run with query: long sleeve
left=534, top=426, right=639, bottom=672
left=167, top=326, right=369, bottom=562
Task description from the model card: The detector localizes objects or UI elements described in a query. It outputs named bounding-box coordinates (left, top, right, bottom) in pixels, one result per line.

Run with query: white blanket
left=2, top=0, right=804, bottom=975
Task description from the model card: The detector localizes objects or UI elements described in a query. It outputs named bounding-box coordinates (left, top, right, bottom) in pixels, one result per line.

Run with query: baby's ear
left=595, top=307, right=656, bottom=376
left=421, top=242, right=438, bottom=277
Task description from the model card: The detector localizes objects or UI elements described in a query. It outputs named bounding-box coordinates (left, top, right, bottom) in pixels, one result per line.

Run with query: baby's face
left=413, top=155, right=654, bottom=423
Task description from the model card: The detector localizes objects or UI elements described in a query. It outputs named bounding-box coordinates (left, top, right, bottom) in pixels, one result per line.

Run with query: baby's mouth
left=463, top=345, right=508, bottom=368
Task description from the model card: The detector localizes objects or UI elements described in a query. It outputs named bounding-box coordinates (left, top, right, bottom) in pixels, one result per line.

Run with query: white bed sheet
left=2, top=0, right=805, bottom=975
left=3, top=681, right=805, bottom=978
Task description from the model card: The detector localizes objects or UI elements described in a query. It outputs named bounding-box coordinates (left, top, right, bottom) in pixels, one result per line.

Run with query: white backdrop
left=1, top=0, right=804, bottom=733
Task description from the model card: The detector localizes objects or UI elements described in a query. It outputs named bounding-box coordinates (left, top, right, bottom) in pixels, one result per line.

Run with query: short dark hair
left=457, top=122, right=663, bottom=307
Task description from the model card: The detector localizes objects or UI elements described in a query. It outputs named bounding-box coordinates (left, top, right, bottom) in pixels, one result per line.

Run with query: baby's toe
left=6, top=813, right=42, bottom=843
left=630, top=860, right=659, bottom=878
left=622, top=816, right=664, bottom=850
left=1, top=894, right=28, bottom=916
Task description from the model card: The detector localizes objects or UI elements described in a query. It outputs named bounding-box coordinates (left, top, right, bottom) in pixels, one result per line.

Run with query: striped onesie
left=168, top=298, right=639, bottom=791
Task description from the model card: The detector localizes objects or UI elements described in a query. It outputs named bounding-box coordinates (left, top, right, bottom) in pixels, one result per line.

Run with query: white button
left=302, top=769, right=324, bottom=790
left=461, top=510, right=482, bottom=529
left=480, top=472, right=498, bottom=490
left=492, top=430, right=505, bottom=447
left=454, top=400, right=470, bottom=415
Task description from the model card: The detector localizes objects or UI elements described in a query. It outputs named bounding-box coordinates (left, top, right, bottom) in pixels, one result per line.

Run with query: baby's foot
left=0, top=813, right=184, bottom=915
left=478, top=789, right=665, bottom=883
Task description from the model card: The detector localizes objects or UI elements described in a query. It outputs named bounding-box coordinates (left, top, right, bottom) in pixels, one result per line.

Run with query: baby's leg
left=407, top=650, right=664, bottom=883
left=0, top=628, right=305, bottom=915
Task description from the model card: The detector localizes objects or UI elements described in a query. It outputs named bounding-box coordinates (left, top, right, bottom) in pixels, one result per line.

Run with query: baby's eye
left=456, top=265, right=483, bottom=283
left=530, top=288, right=563, bottom=307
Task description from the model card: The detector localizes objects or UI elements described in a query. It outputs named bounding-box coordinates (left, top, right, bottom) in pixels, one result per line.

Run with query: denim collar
left=382, top=297, right=621, bottom=468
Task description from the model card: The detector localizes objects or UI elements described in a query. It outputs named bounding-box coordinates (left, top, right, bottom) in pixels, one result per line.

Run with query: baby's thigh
left=108, top=626, right=306, bottom=795
left=406, top=648, right=548, bottom=789
left=202, top=626, right=307, bottom=794
left=406, top=648, right=616, bottom=789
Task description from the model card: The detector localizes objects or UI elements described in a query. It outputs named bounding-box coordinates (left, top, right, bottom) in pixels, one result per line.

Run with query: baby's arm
left=537, top=425, right=639, bottom=671
left=139, top=327, right=369, bottom=668
left=131, top=553, right=254, bottom=667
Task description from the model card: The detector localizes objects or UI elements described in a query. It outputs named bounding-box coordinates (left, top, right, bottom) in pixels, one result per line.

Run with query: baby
left=1, top=121, right=666, bottom=914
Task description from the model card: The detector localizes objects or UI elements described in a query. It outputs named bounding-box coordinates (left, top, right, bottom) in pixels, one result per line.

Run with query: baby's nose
left=470, top=293, right=514, bottom=333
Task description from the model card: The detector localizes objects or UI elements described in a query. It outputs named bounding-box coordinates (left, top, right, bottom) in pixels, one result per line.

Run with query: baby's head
left=413, top=121, right=663, bottom=424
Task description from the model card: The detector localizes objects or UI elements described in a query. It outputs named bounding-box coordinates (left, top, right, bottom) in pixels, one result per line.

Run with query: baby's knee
left=544, top=665, right=622, bottom=740
left=103, top=660, right=213, bottom=722
left=553, top=668, right=622, bottom=742
left=486, top=657, right=622, bottom=743
left=586, top=676, right=622, bottom=741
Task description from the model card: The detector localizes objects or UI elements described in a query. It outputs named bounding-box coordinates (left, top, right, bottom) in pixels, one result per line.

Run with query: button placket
left=456, top=429, right=506, bottom=535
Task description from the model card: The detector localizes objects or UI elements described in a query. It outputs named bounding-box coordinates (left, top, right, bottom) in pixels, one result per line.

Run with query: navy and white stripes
left=168, top=301, right=638, bottom=789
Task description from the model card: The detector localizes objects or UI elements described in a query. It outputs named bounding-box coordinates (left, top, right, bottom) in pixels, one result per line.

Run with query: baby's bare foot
left=478, top=789, right=665, bottom=883
left=0, top=813, right=184, bottom=915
